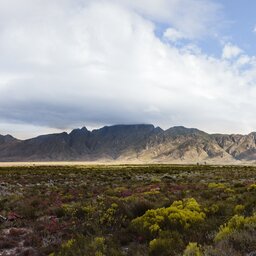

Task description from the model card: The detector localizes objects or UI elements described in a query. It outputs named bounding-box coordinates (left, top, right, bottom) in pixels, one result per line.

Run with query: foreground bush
left=211, top=213, right=256, bottom=255
left=1, top=165, right=256, bottom=255
left=49, top=235, right=124, bottom=256
left=131, top=198, right=205, bottom=238
left=215, top=214, right=256, bottom=241
left=183, top=242, right=202, bottom=256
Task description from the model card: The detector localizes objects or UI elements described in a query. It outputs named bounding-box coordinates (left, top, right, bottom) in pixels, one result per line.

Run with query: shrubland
left=0, top=164, right=256, bottom=255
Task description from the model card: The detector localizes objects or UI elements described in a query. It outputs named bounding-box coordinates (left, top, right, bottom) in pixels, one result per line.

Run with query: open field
left=0, top=160, right=254, bottom=167
left=0, top=165, right=256, bottom=255
left=0, top=162, right=113, bottom=167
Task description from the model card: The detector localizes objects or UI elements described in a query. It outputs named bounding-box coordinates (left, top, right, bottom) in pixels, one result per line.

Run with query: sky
left=1, top=0, right=256, bottom=139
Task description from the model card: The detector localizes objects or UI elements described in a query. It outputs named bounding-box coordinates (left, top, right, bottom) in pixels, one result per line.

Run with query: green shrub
left=149, top=238, right=175, bottom=256
left=52, top=236, right=107, bottom=256
left=215, top=214, right=256, bottom=241
left=208, top=183, right=226, bottom=189
left=234, top=204, right=245, bottom=214
left=183, top=242, right=202, bottom=256
left=131, top=198, right=205, bottom=238
left=205, top=204, right=219, bottom=215
left=248, top=184, right=256, bottom=191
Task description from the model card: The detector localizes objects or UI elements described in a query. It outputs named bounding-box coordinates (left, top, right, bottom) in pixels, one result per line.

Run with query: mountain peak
left=70, top=126, right=89, bottom=135
left=92, top=124, right=156, bottom=135
left=0, top=134, right=17, bottom=144
left=100, top=124, right=155, bottom=129
left=2, top=124, right=256, bottom=163
left=165, top=126, right=205, bottom=136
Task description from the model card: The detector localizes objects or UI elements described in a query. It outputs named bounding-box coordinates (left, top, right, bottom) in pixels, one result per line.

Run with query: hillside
left=0, top=125, right=256, bottom=163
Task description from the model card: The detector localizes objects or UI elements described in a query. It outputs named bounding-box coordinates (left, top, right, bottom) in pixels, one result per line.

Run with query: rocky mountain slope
left=1, top=125, right=256, bottom=163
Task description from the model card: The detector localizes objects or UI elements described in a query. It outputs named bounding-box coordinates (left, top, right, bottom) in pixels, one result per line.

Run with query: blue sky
left=222, top=0, right=256, bottom=54
left=0, top=0, right=256, bottom=138
left=155, top=0, right=256, bottom=57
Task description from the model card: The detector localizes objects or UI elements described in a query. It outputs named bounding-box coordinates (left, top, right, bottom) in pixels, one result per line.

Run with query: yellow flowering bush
left=100, top=203, right=118, bottom=226
left=131, top=198, right=205, bottom=237
left=183, top=242, right=202, bottom=256
left=51, top=236, right=106, bottom=256
left=61, top=239, right=75, bottom=249
left=234, top=204, right=245, bottom=214
left=248, top=184, right=256, bottom=191
left=61, top=203, right=80, bottom=216
left=215, top=214, right=256, bottom=241
left=208, top=183, right=226, bottom=189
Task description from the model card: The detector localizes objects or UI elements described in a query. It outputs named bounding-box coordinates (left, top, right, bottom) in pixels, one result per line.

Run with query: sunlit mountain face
left=1, top=124, right=256, bottom=163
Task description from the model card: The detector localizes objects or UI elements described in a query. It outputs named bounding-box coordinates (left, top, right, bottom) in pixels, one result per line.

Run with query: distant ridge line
left=1, top=124, right=256, bottom=163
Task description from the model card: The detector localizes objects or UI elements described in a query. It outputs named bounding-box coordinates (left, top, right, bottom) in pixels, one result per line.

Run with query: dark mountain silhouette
left=1, top=124, right=256, bottom=163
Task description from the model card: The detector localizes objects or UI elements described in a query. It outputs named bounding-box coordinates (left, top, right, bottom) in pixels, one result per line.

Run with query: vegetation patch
left=0, top=164, right=255, bottom=255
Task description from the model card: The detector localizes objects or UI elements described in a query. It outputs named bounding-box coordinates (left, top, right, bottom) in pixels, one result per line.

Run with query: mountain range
left=1, top=124, right=256, bottom=163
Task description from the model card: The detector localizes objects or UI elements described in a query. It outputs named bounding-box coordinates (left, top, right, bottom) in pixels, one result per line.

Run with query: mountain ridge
left=1, top=124, right=256, bottom=163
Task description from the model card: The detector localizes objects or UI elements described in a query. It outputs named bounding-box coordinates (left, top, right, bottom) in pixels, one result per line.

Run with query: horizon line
left=1, top=123, right=255, bottom=141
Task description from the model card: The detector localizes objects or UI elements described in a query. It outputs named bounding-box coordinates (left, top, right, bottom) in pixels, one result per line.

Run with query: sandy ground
left=0, top=161, right=118, bottom=167
left=0, top=160, right=255, bottom=167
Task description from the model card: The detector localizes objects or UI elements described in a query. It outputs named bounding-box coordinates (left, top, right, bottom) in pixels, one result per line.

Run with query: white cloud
left=118, top=0, right=222, bottom=38
left=0, top=0, right=256, bottom=138
left=0, top=122, right=63, bottom=140
left=222, top=43, right=242, bottom=59
left=164, top=28, right=186, bottom=42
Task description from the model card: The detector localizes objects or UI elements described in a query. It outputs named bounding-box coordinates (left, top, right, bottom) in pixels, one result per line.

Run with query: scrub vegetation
left=0, top=164, right=256, bottom=255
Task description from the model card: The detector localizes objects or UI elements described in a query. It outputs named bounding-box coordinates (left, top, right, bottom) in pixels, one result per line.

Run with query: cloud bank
left=0, top=0, right=256, bottom=138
